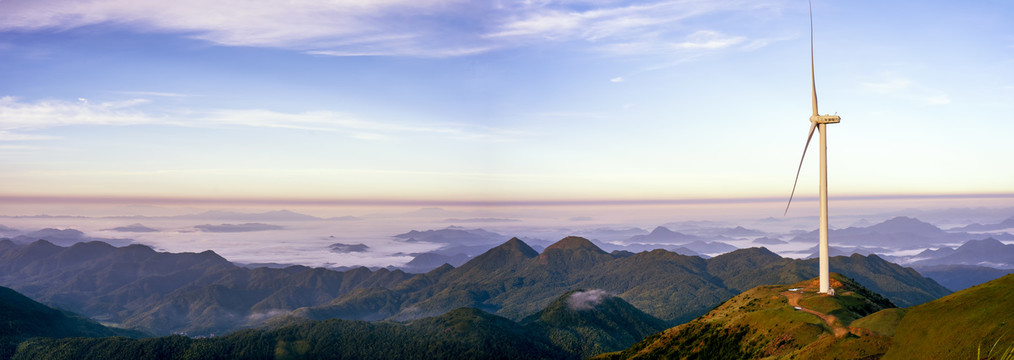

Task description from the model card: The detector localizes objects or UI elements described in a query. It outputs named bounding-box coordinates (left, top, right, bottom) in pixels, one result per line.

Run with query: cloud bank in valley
left=194, top=223, right=284, bottom=233
left=567, top=289, right=612, bottom=311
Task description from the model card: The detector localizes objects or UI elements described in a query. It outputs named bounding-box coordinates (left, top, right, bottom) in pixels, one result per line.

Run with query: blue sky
left=1, top=0, right=1012, bottom=206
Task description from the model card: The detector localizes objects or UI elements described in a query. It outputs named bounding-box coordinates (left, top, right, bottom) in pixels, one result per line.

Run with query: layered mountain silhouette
left=6, top=228, right=133, bottom=247
left=906, top=238, right=1014, bottom=268
left=628, top=226, right=703, bottom=243
left=888, top=238, right=1014, bottom=290
left=0, top=239, right=411, bottom=336
left=914, top=264, right=1013, bottom=292
left=948, top=216, right=1014, bottom=232
left=10, top=289, right=667, bottom=360
left=0, top=236, right=951, bottom=339
left=790, top=216, right=1014, bottom=250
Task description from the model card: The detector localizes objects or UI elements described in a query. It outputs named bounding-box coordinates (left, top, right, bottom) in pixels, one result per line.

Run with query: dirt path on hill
left=783, top=291, right=849, bottom=338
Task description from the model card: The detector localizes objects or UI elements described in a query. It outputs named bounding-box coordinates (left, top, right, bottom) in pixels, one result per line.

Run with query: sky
left=1, top=0, right=1013, bottom=209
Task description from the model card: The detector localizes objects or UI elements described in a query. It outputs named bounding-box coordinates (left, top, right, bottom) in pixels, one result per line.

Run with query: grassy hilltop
left=599, top=273, right=1014, bottom=360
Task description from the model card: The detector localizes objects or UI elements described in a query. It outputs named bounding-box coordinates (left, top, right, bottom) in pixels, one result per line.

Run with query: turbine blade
left=785, top=122, right=817, bottom=215
left=810, top=0, right=819, bottom=117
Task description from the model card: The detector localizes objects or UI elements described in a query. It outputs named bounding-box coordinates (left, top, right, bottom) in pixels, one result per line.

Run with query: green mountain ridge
left=522, top=289, right=669, bottom=359
left=295, top=237, right=948, bottom=328
left=600, top=273, right=1014, bottom=360
left=0, top=236, right=951, bottom=337
left=0, top=286, right=143, bottom=359
left=9, top=288, right=667, bottom=360
left=595, top=274, right=898, bottom=359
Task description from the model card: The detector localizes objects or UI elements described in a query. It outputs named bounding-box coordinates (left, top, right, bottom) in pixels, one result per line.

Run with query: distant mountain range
left=0, top=236, right=950, bottom=338
left=7, top=228, right=133, bottom=247
left=0, top=209, right=329, bottom=222
left=947, top=216, right=1014, bottom=232
left=902, top=238, right=1014, bottom=268
left=913, top=265, right=1014, bottom=292
left=791, top=216, right=961, bottom=249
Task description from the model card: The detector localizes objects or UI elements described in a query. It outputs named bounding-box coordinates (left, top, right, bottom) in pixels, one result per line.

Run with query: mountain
left=679, top=240, right=738, bottom=255
left=395, top=227, right=508, bottom=245
left=293, top=239, right=948, bottom=329
left=105, top=223, right=159, bottom=232
left=803, top=245, right=894, bottom=259
left=7, top=228, right=133, bottom=247
left=914, top=264, right=1014, bottom=291
left=866, top=216, right=948, bottom=237
left=395, top=227, right=515, bottom=257
left=753, top=236, right=788, bottom=245
left=714, top=226, right=766, bottom=237
left=599, top=274, right=1014, bottom=360
left=522, top=289, right=669, bottom=359
left=10, top=290, right=669, bottom=360
left=595, top=274, right=897, bottom=359
left=0, top=236, right=951, bottom=338
left=0, top=286, right=144, bottom=359
left=627, top=226, right=702, bottom=243
left=0, top=240, right=411, bottom=336
left=172, top=210, right=322, bottom=221
left=789, top=216, right=979, bottom=250
left=884, top=274, right=1014, bottom=359
left=192, top=222, right=284, bottom=232
left=906, top=238, right=1014, bottom=268
left=949, top=216, right=1014, bottom=232
left=825, top=253, right=948, bottom=308
left=399, top=252, right=471, bottom=273
left=12, top=308, right=569, bottom=360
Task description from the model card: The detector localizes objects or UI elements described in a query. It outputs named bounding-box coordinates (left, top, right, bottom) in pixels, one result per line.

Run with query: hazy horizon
left=3, top=195, right=1012, bottom=269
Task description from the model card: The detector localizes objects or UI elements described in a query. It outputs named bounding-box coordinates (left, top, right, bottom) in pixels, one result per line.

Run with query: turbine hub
left=810, top=115, right=841, bottom=124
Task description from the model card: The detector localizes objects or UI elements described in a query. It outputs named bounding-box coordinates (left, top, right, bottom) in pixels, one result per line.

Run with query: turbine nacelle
left=810, top=114, right=840, bottom=124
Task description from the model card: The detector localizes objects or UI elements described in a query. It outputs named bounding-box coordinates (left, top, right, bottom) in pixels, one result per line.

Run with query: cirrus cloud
left=0, top=0, right=786, bottom=58
left=0, top=96, right=520, bottom=143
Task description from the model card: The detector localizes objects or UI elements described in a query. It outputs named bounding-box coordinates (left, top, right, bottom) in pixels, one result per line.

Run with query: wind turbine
left=785, top=0, right=841, bottom=294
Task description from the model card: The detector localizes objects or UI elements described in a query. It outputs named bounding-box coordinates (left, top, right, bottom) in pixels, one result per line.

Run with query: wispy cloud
left=0, top=96, right=520, bottom=142
left=861, top=76, right=951, bottom=105
left=109, top=91, right=194, bottom=98
left=0, top=0, right=479, bottom=57
left=0, top=0, right=785, bottom=58
left=486, top=0, right=779, bottom=57
left=0, top=96, right=158, bottom=131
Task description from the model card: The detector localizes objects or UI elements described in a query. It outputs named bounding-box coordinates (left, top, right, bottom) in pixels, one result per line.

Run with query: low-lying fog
left=2, top=197, right=1012, bottom=269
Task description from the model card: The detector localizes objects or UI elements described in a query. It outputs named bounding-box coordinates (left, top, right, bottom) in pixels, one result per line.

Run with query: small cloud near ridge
left=567, top=289, right=612, bottom=311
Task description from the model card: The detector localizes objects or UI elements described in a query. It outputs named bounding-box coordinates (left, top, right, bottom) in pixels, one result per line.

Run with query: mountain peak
left=544, top=236, right=606, bottom=254
left=869, top=216, right=944, bottom=235
left=452, top=238, right=538, bottom=274
left=537, top=237, right=612, bottom=268
left=501, top=237, right=539, bottom=257
left=649, top=226, right=676, bottom=235
left=958, top=237, right=1004, bottom=249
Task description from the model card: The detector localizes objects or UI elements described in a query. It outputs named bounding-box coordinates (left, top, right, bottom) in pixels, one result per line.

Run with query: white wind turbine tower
left=785, top=0, right=841, bottom=294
